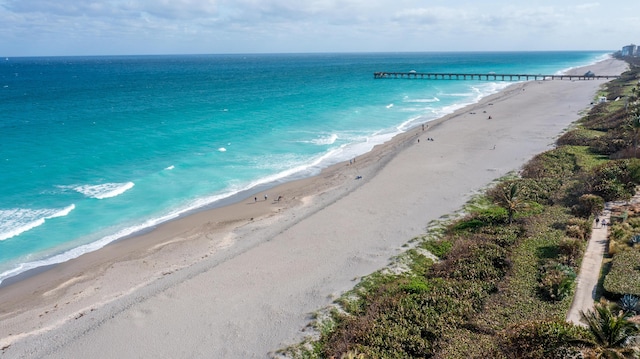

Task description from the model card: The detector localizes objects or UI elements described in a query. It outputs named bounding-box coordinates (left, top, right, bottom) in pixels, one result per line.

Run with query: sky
left=1, top=0, right=639, bottom=57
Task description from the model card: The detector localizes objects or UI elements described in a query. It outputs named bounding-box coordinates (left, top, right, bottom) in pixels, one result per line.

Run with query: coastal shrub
left=474, top=206, right=509, bottom=225
left=608, top=223, right=629, bottom=250
left=567, top=217, right=593, bottom=240
left=557, top=128, right=601, bottom=147
left=566, top=217, right=592, bottom=239
left=585, top=159, right=640, bottom=201
left=574, top=193, right=605, bottom=217
left=603, top=249, right=640, bottom=298
left=521, top=148, right=577, bottom=180
left=494, top=320, right=587, bottom=359
left=322, top=278, right=489, bottom=359
left=451, top=207, right=509, bottom=233
left=477, top=224, right=521, bottom=248
left=403, top=249, right=435, bottom=277
left=565, top=224, right=586, bottom=241
left=581, top=102, right=609, bottom=128
left=420, top=239, right=453, bottom=259
left=398, top=276, right=430, bottom=295
left=321, top=290, right=437, bottom=358
left=538, top=263, right=576, bottom=301
left=451, top=217, right=486, bottom=232
left=611, top=146, right=640, bottom=160
left=566, top=146, right=612, bottom=172
left=338, top=350, right=365, bottom=359
left=557, top=237, right=584, bottom=267
left=590, top=135, right=630, bottom=156
left=516, top=178, right=563, bottom=206
left=583, top=104, right=629, bottom=132
left=431, top=238, right=510, bottom=287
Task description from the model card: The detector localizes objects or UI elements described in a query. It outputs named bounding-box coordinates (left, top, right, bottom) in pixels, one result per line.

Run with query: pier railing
left=373, top=72, right=619, bottom=81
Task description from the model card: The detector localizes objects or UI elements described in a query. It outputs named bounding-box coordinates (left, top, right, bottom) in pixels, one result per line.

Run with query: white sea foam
left=403, top=97, right=440, bottom=103
left=386, top=103, right=394, bottom=109
left=218, top=147, right=227, bottom=152
left=0, top=204, right=75, bottom=241
left=310, top=133, right=338, bottom=145
left=165, top=165, right=175, bottom=170
left=73, top=182, right=135, bottom=199
left=399, top=107, right=431, bottom=113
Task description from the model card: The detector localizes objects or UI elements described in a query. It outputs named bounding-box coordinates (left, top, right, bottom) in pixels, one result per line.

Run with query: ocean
left=0, top=51, right=610, bottom=285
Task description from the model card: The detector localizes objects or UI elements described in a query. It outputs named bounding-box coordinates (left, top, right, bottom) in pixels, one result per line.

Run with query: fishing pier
left=373, top=72, right=619, bottom=81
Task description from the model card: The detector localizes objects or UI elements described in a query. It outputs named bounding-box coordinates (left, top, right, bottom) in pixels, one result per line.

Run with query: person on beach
left=254, top=197, right=257, bottom=202
left=264, top=194, right=268, bottom=201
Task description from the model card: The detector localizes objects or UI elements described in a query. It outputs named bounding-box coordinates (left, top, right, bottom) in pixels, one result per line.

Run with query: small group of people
left=254, top=194, right=283, bottom=202
left=595, top=215, right=607, bottom=227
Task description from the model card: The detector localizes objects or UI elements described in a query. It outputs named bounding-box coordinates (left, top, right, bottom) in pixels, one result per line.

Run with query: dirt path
left=566, top=207, right=611, bottom=326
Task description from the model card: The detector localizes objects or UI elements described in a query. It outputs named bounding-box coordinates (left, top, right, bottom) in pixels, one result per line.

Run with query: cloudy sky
left=1, top=0, right=638, bottom=56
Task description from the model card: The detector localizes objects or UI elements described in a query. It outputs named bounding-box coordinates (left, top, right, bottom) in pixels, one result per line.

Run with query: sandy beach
left=0, top=58, right=628, bottom=358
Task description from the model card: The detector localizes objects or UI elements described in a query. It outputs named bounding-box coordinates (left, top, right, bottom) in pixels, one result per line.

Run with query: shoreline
left=0, top=69, right=510, bottom=289
left=0, top=58, right=628, bottom=358
left=0, top=54, right=610, bottom=289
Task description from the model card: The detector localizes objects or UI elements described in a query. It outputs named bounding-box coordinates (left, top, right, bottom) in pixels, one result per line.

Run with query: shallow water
left=0, top=51, right=610, bottom=283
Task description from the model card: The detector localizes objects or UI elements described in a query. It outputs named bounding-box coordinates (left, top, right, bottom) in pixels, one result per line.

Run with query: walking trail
left=566, top=206, right=611, bottom=326
left=567, top=193, right=640, bottom=326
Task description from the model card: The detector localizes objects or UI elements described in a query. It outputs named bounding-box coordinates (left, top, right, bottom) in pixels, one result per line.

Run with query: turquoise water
left=0, top=51, right=610, bottom=284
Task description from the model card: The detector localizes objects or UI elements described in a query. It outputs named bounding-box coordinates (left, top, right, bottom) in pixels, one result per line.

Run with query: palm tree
left=578, top=303, right=640, bottom=358
left=495, top=182, right=527, bottom=224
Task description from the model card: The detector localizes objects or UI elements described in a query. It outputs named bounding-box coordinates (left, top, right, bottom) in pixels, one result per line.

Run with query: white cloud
left=0, top=0, right=638, bottom=56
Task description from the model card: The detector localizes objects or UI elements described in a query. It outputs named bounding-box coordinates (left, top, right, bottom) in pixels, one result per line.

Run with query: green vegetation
left=281, top=60, right=640, bottom=358
left=579, top=303, right=640, bottom=358
left=603, top=250, right=640, bottom=298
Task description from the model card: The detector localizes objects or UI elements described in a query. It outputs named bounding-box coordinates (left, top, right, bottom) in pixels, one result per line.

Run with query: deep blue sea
left=0, top=51, right=610, bottom=284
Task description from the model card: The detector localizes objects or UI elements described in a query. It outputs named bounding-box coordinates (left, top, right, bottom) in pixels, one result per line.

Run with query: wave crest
left=404, top=97, right=440, bottom=103
left=0, top=204, right=76, bottom=241
left=311, top=133, right=338, bottom=145
left=73, top=182, right=135, bottom=199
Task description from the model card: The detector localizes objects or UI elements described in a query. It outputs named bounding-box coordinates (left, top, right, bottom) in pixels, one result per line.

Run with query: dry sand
left=0, top=58, right=628, bottom=358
